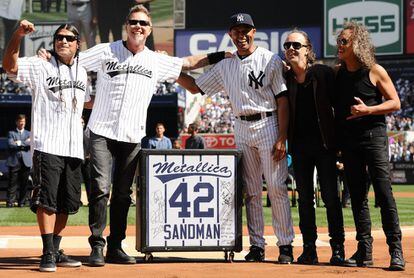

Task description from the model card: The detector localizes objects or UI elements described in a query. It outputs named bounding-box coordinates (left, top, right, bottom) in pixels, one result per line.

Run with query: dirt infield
left=0, top=225, right=412, bottom=277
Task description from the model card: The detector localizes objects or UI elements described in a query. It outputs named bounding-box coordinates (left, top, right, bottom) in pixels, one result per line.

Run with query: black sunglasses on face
left=337, top=38, right=349, bottom=46
left=55, top=34, right=77, bottom=42
left=128, top=19, right=151, bottom=27
left=283, top=41, right=308, bottom=50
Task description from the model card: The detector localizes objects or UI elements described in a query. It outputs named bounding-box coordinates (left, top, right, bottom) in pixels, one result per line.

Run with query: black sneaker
left=39, top=252, right=56, bottom=272
left=389, top=250, right=405, bottom=271
left=330, top=244, right=345, bottom=266
left=106, top=248, right=136, bottom=264
left=244, top=246, right=265, bottom=262
left=55, top=249, right=82, bottom=267
left=297, top=244, right=318, bottom=265
left=278, top=245, right=293, bottom=264
left=344, top=249, right=373, bottom=267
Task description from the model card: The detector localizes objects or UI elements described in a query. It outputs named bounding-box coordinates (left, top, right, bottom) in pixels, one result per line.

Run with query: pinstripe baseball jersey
left=196, top=46, right=287, bottom=116
left=195, top=46, right=294, bottom=247
left=78, top=40, right=184, bottom=143
left=16, top=56, right=89, bottom=159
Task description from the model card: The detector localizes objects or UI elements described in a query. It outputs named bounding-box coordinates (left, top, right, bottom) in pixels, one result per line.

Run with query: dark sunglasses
left=283, top=41, right=308, bottom=50
left=128, top=19, right=151, bottom=27
left=55, top=34, right=77, bottom=42
left=337, top=38, right=349, bottom=46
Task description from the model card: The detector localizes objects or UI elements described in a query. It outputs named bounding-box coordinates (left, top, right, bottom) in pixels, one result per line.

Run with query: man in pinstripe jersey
left=178, top=13, right=295, bottom=264
left=61, top=5, right=231, bottom=266
left=3, top=20, right=92, bottom=272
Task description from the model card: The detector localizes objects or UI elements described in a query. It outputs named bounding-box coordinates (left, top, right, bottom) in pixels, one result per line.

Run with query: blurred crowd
left=198, top=94, right=234, bottom=134
left=386, top=115, right=414, bottom=131
left=155, top=81, right=182, bottom=96
left=394, top=78, right=414, bottom=117
left=389, top=136, right=414, bottom=162
left=388, top=74, right=414, bottom=163
left=0, top=68, right=31, bottom=95
left=385, top=78, right=414, bottom=131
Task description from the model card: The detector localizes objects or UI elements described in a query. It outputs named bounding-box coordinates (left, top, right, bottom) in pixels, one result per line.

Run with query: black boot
left=278, top=245, right=293, bottom=264
left=244, top=246, right=265, bottom=262
left=330, top=244, right=345, bottom=266
left=106, top=247, right=136, bottom=264
left=389, top=249, right=405, bottom=271
left=88, top=246, right=105, bottom=267
left=297, top=243, right=318, bottom=265
left=344, top=241, right=373, bottom=267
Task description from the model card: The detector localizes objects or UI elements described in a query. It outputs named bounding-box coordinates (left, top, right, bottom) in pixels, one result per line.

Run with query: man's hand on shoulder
left=37, top=48, right=52, bottom=61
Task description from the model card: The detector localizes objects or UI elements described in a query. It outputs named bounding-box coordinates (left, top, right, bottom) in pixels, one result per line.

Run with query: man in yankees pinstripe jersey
left=3, top=20, right=92, bottom=272
left=178, top=13, right=295, bottom=263
left=58, top=5, right=230, bottom=266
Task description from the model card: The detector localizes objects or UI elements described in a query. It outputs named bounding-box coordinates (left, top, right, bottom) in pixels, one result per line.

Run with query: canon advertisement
left=174, top=27, right=321, bottom=58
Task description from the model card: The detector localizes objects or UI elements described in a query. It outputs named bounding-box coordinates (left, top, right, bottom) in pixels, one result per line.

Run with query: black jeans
left=292, top=145, right=345, bottom=246
left=81, top=158, right=91, bottom=202
left=88, top=132, right=140, bottom=249
left=341, top=133, right=402, bottom=252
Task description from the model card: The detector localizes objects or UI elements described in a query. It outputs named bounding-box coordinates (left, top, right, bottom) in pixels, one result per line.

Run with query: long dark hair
left=52, top=24, right=81, bottom=58
left=52, top=24, right=81, bottom=112
left=338, top=21, right=376, bottom=69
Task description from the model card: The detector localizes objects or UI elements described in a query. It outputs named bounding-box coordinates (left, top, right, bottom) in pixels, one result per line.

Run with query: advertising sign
left=324, top=0, right=403, bottom=57
left=181, top=134, right=236, bottom=149
left=175, top=27, right=321, bottom=58
left=390, top=162, right=414, bottom=184
left=137, top=149, right=242, bottom=252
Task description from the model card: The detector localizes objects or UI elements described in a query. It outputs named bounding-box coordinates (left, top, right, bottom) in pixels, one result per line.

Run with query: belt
left=71, top=2, right=89, bottom=6
left=236, top=111, right=274, bottom=121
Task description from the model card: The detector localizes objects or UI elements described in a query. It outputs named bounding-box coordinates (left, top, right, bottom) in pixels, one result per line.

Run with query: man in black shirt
left=185, top=123, right=205, bottom=149
left=284, top=29, right=345, bottom=266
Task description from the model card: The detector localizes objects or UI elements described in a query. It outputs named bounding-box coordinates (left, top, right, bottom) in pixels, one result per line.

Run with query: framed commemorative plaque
left=136, top=149, right=243, bottom=259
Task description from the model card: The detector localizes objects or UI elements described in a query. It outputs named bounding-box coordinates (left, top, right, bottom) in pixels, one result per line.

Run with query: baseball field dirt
left=0, top=225, right=412, bottom=277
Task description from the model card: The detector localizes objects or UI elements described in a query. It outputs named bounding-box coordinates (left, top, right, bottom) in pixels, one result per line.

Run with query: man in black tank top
left=335, top=21, right=405, bottom=271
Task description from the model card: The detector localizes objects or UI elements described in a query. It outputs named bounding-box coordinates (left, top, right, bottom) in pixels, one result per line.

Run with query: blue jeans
left=88, top=132, right=140, bottom=249
left=341, top=131, right=402, bottom=253
left=292, top=144, right=345, bottom=246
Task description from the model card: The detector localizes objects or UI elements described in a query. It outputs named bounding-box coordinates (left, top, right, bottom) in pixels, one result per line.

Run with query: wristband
left=207, top=51, right=225, bottom=64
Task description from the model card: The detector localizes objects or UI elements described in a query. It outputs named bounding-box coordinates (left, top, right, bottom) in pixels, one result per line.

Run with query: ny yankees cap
left=229, top=13, right=255, bottom=30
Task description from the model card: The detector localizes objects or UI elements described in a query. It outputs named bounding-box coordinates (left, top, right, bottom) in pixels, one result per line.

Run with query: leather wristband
left=207, top=51, right=225, bottom=64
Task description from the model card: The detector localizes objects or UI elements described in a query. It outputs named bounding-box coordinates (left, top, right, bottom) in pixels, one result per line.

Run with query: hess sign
left=324, top=0, right=402, bottom=56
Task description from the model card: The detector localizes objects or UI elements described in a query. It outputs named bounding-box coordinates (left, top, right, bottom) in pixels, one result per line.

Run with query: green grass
left=391, top=185, right=414, bottom=192
left=257, top=197, right=414, bottom=228
left=0, top=206, right=136, bottom=226
left=22, top=0, right=172, bottom=24
left=1, top=195, right=412, bottom=228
